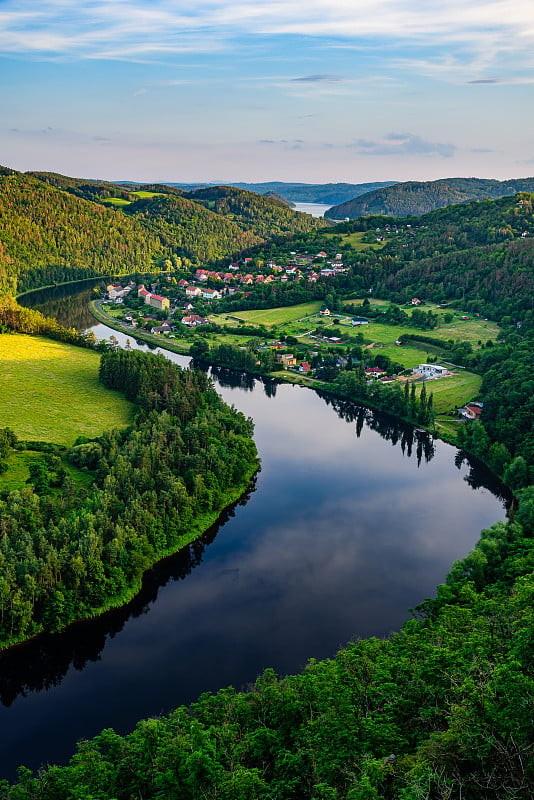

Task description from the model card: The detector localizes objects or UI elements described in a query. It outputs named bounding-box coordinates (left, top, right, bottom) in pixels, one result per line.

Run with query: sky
left=1, top=0, right=533, bottom=184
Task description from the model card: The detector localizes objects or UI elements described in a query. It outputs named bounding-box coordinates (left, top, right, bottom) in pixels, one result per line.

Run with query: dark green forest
left=326, top=176, right=534, bottom=219
left=0, top=348, right=258, bottom=646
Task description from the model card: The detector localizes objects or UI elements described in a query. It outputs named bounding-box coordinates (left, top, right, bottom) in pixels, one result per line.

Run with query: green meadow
left=210, top=301, right=322, bottom=327
left=324, top=230, right=386, bottom=250
left=414, top=371, right=482, bottom=414
left=0, top=334, right=134, bottom=446
left=101, top=190, right=162, bottom=207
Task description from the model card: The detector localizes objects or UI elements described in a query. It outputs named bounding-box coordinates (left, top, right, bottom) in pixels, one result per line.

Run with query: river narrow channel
left=0, top=285, right=509, bottom=781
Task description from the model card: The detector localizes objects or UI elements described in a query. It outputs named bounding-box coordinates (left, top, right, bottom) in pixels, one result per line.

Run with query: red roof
left=465, top=405, right=482, bottom=418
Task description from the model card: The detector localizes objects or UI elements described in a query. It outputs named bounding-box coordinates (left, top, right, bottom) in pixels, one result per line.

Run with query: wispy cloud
left=467, top=78, right=500, bottom=84
left=291, top=74, right=344, bottom=83
left=1, top=0, right=533, bottom=83
left=351, top=133, right=456, bottom=158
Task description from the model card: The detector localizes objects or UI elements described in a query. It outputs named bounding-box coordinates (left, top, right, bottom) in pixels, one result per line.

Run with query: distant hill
left=183, top=185, right=327, bottom=236
left=119, top=181, right=398, bottom=206
left=263, top=190, right=294, bottom=207
left=27, top=171, right=135, bottom=204
left=325, top=177, right=534, bottom=219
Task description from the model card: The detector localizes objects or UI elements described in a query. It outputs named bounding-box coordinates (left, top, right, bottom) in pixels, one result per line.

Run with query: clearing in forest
left=0, top=334, right=134, bottom=446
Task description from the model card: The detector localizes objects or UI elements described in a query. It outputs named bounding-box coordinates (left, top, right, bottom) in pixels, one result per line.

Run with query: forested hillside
left=183, top=185, right=329, bottom=236
left=326, top=176, right=534, bottom=219
left=0, top=169, right=160, bottom=294
left=27, top=171, right=136, bottom=203
left=0, top=168, right=326, bottom=294
left=369, top=193, right=534, bottom=318
left=125, top=194, right=263, bottom=262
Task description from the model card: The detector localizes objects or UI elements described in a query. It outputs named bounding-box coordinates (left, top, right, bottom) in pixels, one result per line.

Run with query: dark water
left=1, top=285, right=509, bottom=781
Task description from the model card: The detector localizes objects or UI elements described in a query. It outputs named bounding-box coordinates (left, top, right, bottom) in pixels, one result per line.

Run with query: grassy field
left=343, top=299, right=500, bottom=346
left=0, top=334, right=134, bottom=446
left=101, top=197, right=131, bottom=206
left=1, top=450, right=94, bottom=493
left=210, top=301, right=322, bottom=327
left=132, top=190, right=162, bottom=199
left=323, top=231, right=385, bottom=250
left=101, top=190, right=161, bottom=208
left=414, top=371, right=482, bottom=414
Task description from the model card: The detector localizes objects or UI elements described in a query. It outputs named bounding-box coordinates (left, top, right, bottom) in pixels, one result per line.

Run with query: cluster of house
left=173, top=254, right=349, bottom=301
left=137, top=285, right=170, bottom=311
left=106, top=283, right=134, bottom=303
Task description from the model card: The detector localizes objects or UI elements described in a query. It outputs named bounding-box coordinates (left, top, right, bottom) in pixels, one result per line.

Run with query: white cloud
left=350, top=132, right=456, bottom=158
left=1, top=0, right=533, bottom=78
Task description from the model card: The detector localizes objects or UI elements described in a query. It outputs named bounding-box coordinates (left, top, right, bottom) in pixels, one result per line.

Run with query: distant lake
left=1, top=285, right=510, bottom=781
left=292, top=202, right=332, bottom=217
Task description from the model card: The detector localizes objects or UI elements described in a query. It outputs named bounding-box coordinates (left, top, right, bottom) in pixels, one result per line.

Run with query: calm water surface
left=1, top=287, right=509, bottom=780
left=292, top=201, right=332, bottom=217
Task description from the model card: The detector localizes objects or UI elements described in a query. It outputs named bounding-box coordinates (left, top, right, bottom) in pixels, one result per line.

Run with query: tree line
left=0, top=349, right=258, bottom=646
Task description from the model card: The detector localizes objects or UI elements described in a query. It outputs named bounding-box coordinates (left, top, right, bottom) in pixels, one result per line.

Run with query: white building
left=413, top=364, right=448, bottom=378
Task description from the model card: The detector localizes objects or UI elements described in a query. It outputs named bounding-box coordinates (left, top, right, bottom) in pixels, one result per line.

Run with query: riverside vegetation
left=0, top=170, right=533, bottom=796
left=0, top=334, right=258, bottom=646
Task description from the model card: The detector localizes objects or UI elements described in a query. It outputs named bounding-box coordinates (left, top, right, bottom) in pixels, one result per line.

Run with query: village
left=97, top=268, right=495, bottom=431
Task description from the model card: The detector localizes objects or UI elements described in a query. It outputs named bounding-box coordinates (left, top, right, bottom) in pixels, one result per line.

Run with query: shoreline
left=89, top=299, right=447, bottom=440
left=0, top=461, right=259, bottom=653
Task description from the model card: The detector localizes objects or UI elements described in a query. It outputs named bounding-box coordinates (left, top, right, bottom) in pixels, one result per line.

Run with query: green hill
left=0, top=169, right=327, bottom=294
left=326, top=176, right=534, bottom=219
left=125, top=193, right=264, bottom=262
left=184, top=185, right=329, bottom=236
left=27, top=170, right=136, bottom=204
left=0, top=169, right=160, bottom=294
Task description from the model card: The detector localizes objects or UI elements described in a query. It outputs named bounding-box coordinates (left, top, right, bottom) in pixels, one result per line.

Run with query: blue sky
left=1, top=0, right=533, bottom=183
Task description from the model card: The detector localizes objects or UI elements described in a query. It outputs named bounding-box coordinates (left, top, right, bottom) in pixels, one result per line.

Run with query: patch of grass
left=416, top=372, right=482, bottom=414
left=342, top=299, right=500, bottom=348
left=101, top=197, right=132, bottom=207
left=0, top=450, right=94, bottom=493
left=372, top=344, right=435, bottom=369
left=215, top=302, right=323, bottom=327
left=0, top=334, right=134, bottom=446
left=131, top=190, right=162, bottom=199
left=324, top=231, right=385, bottom=250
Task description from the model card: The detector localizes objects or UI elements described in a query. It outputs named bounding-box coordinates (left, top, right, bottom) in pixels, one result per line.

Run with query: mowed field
left=210, top=301, right=323, bottom=327
left=342, top=300, right=500, bottom=347
left=323, top=230, right=386, bottom=251
left=414, top=371, right=482, bottom=414
left=0, top=334, right=134, bottom=445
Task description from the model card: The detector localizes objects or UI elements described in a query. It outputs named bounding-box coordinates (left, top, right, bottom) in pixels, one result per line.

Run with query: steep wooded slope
left=326, top=176, right=534, bottom=219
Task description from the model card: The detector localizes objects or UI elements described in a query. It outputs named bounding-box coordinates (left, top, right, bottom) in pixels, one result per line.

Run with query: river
left=1, top=285, right=509, bottom=781
left=292, top=202, right=332, bottom=217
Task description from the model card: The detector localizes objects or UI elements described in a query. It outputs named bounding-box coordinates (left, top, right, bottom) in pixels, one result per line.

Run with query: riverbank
left=89, top=300, right=447, bottom=440
left=90, top=300, right=192, bottom=356
left=16, top=276, right=111, bottom=300
left=0, top=335, right=260, bottom=652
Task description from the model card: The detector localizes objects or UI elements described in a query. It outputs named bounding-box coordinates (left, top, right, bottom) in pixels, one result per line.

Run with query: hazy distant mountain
left=119, top=181, right=398, bottom=206
left=325, top=177, right=534, bottom=219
